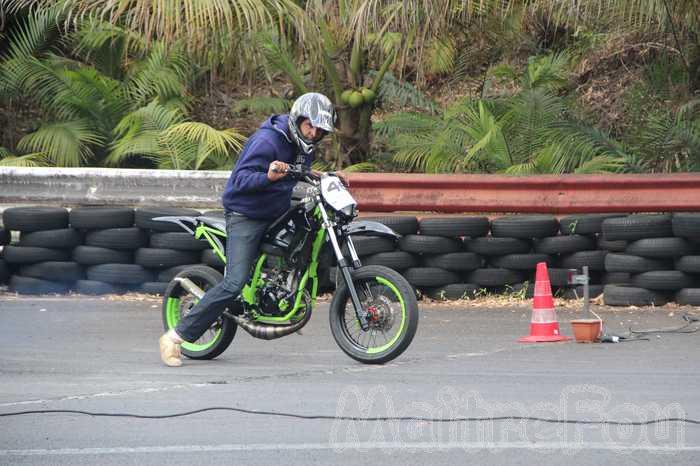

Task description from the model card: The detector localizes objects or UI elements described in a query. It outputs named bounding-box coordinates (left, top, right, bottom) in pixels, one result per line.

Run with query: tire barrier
left=1, top=207, right=700, bottom=306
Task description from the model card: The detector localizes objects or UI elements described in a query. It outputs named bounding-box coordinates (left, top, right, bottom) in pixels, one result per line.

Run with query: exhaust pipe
left=175, top=275, right=312, bottom=340
left=174, top=277, right=205, bottom=299
left=227, top=308, right=312, bottom=340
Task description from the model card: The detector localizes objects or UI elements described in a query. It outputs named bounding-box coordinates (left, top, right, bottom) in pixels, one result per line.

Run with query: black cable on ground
left=628, top=312, right=700, bottom=336
left=0, top=407, right=698, bottom=425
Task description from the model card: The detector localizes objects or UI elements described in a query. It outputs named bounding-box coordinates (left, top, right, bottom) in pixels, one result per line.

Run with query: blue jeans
left=175, top=212, right=271, bottom=343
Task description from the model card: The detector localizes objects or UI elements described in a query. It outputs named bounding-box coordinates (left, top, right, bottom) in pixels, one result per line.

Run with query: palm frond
left=634, top=110, right=700, bottom=171
left=522, top=52, right=569, bottom=91
left=455, top=100, right=512, bottom=170
left=503, top=88, right=565, bottom=163
left=2, top=5, right=59, bottom=59
left=71, top=18, right=146, bottom=79
left=258, top=32, right=307, bottom=96
left=425, top=37, right=456, bottom=75
left=53, top=66, right=129, bottom=131
left=373, top=111, right=443, bottom=138
left=541, top=0, right=691, bottom=32
left=506, top=142, right=568, bottom=175
left=0, top=147, right=51, bottom=167
left=232, top=96, right=292, bottom=115
left=158, top=122, right=246, bottom=170
left=0, top=6, right=60, bottom=94
left=391, top=128, right=468, bottom=173
left=543, top=122, right=629, bottom=173
left=107, top=100, right=185, bottom=166
left=17, top=119, right=103, bottom=166
left=370, top=71, right=438, bottom=113
left=125, top=41, right=194, bottom=108
left=9, top=0, right=281, bottom=52
left=341, top=162, right=379, bottom=172
left=679, top=98, right=700, bottom=121
left=573, top=156, right=626, bottom=174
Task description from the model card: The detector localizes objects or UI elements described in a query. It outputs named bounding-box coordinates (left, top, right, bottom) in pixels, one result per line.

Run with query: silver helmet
left=288, top=92, right=336, bottom=155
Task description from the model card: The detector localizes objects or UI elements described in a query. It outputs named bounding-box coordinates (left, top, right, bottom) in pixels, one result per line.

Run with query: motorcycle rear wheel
left=162, top=265, right=237, bottom=360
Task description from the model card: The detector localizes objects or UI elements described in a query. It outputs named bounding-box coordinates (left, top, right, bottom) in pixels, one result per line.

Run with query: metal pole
left=582, top=266, right=590, bottom=315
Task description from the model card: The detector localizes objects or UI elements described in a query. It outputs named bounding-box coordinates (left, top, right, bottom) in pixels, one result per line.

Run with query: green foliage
left=124, top=41, right=194, bottom=111
left=0, top=146, right=49, bottom=167
left=0, top=6, right=61, bottom=97
left=372, top=72, right=438, bottom=114
left=2, top=1, right=699, bottom=173
left=232, top=96, right=292, bottom=116
left=426, top=38, right=456, bottom=75
left=18, top=120, right=103, bottom=166
left=157, top=122, right=245, bottom=170
left=106, top=100, right=185, bottom=167
left=72, top=19, right=146, bottom=79
left=311, top=160, right=379, bottom=173
left=632, top=107, right=700, bottom=172
left=492, top=52, right=570, bottom=92
left=258, top=32, right=308, bottom=95
left=380, top=53, right=629, bottom=174
left=0, top=7, right=239, bottom=169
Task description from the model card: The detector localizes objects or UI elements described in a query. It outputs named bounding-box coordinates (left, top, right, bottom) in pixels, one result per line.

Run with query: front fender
left=345, top=220, right=400, bottom=240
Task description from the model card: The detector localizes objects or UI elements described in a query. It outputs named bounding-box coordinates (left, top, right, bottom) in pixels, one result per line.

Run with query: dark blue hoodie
left=222, top=114, right=312, bottom=220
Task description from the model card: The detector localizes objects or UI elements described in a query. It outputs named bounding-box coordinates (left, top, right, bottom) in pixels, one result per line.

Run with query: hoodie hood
left=260, top=114, right=292, bottom=144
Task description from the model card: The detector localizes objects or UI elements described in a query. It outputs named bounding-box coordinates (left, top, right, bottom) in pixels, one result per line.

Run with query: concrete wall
left=0, top=167, right=228, bottom=209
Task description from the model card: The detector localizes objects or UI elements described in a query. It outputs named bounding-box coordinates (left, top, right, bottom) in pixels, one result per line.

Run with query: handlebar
left=272, top=164, right=319, bottom=182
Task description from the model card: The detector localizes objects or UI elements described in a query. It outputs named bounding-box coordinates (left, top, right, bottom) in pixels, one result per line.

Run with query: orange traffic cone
left=519, top=262, right=571, bottom=343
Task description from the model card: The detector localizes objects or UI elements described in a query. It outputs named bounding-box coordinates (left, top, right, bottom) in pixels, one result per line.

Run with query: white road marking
left=0, top=383, right=214, bottom=407
left=1, top=442, right=698, bottom=456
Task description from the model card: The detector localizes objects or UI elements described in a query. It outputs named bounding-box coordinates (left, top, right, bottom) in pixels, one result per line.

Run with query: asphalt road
left=0, top=293, right=699, bottom=465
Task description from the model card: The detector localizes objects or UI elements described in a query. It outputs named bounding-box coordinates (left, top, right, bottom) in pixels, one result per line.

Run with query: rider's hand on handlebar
left=268, top=161, right=289, bottom=181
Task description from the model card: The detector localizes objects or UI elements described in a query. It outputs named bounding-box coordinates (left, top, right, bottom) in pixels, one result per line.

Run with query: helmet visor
left=309, top=110, right=335, bottom=133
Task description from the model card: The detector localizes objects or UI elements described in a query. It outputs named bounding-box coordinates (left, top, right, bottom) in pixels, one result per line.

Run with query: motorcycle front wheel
left=329, top=265, right=418, bottom=364
left=162, top=265, right=237, bottom=360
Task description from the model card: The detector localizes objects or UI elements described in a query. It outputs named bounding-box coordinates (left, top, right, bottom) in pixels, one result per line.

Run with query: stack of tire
left=4, top=206, right=700, bottom=306
left=352, top=213, right=625, bottom=301
left=0, top=224, right=10, bottom=286
left=601, top=213, right=700, bottom=306
left=400, top=216, right=488, bottom=301
left=327, top=216, right=421, bottom=292
left=0, top=206, right=211, bottom=295
left=1, top=207, right=81, bottom=294
left=534, top=213, right=623, bottom=299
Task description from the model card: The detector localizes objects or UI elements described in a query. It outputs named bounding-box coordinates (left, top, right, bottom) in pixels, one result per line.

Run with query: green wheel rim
left=165, top=297, right=221, bottom=352
left=366, top=277, right=406, bottom=354
left=343, top=276, right=406, bottom=355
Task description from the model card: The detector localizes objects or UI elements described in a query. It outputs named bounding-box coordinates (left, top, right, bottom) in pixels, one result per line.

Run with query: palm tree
left=4, top=0, right=530, bottom=168
left=0, top=7, right=244, bottom=168
left=376, top=53, right=629, bottom=174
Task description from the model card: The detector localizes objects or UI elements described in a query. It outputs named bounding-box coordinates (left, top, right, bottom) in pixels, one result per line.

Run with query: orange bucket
left=570, top=319, right=602, bottom=343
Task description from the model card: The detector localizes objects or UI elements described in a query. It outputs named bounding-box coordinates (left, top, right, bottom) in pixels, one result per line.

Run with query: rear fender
left=152, top=216, right=198, bottom=235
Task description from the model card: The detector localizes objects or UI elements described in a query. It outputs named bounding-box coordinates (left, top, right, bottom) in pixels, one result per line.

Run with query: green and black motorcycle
left=155, top=165, right=418, bottom=364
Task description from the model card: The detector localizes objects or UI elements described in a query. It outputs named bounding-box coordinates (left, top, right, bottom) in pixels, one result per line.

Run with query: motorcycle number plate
left=321, top=176, right=356, bottom=211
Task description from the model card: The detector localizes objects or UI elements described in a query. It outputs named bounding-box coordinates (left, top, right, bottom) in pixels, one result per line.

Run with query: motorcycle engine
left=258, top=264, right=296, bottom=318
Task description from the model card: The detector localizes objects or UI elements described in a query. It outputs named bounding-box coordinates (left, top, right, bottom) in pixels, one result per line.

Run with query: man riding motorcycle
left=159, top=92, right=345, bottom=367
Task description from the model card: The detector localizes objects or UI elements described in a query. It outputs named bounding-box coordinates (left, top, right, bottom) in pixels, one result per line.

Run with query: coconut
left=340, top=89, right=353, bottom=105
left=360, top=87, right=376, bottom=104
left=348, top=91, right=364, bottom=108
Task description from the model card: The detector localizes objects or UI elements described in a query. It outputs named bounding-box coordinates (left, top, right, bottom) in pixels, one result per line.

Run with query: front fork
left=317, top=204, right=369, bottom=331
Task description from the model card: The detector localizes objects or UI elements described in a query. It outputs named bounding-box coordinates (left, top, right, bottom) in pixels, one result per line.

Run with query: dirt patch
left=572, top=32, right=675, bottom=133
